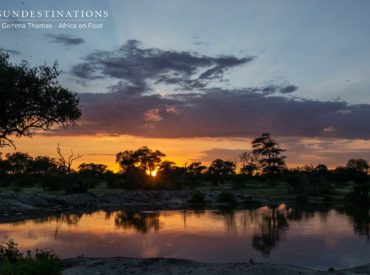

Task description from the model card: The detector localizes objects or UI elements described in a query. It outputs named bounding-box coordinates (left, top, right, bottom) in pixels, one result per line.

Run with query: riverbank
left=0, top=190, right=266, bottom=219
left=61, top=257, right=370, bottom=275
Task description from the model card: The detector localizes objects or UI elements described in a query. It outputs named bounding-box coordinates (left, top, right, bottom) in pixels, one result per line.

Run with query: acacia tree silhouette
left=116, top=146, right=165, bottom=175
left=0, top=53, right=81, bottom=147
left=252, top=133, right=286, bottom=186
left=207, top=159, right=236, bottom=185
left=239, top=151, right=259, bottom=176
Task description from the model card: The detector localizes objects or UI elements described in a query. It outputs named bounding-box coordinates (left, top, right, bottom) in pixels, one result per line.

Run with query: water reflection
left=252, top=206, right=289, bottom=256
left=0, top=205, right=369, bottom=268
left=344, top=207, right=370, bottom=240
left=114, top=211, right=161, bottom=233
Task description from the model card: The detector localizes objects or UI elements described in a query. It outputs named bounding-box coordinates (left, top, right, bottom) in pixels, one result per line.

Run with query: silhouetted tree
left=78, top=163, right=108, bottom=177
left=252, top=133, right=286, bottom=186
left=158, top=161, right=175, bottom=171
left=208, top=159, right=236, bottom=185
left=186, top=162, right=206, bottom=187
left=29, top=156, right=59, bottom=175
left=346, top=159, right=369, bottom=174
left=314, top=164, right=329, bottom=176
left=158, top=161, right=175, bottom=186
left=56, top=144, right=82, bottom=174
left=0, top=153, right=6, bottom=175
left=187, top=162, right=207, bottom=175
left=0, top=53, right=81, bottom=147
left=116, top=146, right=165, bottom=175
left=157, top=161, right=187, bottom=189
left=135, top=146, right=165, bottom=175
left=239, top=151, right=259, bottom=176
left=115, top=150, right=137, bottom=173
left=344, top=159, right=369, bottom=203
left=3, top=152, right=32, bottom=175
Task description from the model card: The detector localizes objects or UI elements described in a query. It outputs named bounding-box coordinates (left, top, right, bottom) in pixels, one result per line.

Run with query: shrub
left=40, top=174, right=64, bottom=191
left=217, top=191, right=238, bottom=205
left=0, top=240, right=22, bottom=263
left=0, top=240, right=62, bottom=275
left=188, top=191, right=205, bottom=203
left=64, top=179, right=89, bottom=194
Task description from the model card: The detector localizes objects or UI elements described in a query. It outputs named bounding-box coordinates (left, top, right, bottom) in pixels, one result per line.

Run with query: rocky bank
left=0, top=190, right=265, bottom=220
left=61, top=257, right=370, bottom=275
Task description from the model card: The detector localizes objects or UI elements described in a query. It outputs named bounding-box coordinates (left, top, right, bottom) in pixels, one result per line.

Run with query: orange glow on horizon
left=1, top=134, right=251, bottom=172
left=1, top=134, right=370, bottom=171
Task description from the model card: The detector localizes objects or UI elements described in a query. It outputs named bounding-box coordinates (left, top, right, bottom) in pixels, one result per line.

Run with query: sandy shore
left=61, top=257, right=370, bottom=275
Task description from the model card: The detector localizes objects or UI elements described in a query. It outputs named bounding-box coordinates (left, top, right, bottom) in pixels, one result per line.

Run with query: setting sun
left=146, top=170, right=157, bottom=177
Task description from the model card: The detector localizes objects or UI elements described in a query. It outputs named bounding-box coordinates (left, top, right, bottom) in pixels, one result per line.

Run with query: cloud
left=279, top=85, right=297, bottom=94
left=195, top=148, right=245, bottom=163
left=58, top=88, right=370, bottom=140
left=71, top=40, right=254, bottom=93
left=62, top=40, right=369, bottom=141
left=0, top=48, right=20, bottom=55
left=192, top=35, right=209, bottom=47
left=46, top=34, right=85, bottom=46
left=282, top=137, right=370, bottom=167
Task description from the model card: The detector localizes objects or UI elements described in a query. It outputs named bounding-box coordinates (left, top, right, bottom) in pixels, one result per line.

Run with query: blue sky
left=1, top=0, right=370, bottom=104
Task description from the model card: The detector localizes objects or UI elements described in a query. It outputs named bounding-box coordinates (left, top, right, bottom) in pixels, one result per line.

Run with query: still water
left=0, top=205, right=369, bottom=269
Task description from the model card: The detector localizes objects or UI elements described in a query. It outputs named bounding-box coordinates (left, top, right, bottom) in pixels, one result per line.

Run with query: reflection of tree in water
left=239, top=208, right=259, bottom=233
left=213, top=208, right=237, bottom=233
left=345, top=207, right=370, bottom=240
left=181, top=209, right=206, bottom=229
left=114, top=211, right=160, bottom=234
left=286, top=205, right=328, bottom=222
left=34, top=212, right=84, bottom=239
left=252, top=206, right=289, bottom=257
left=296, top=205, right=370, bottom=241
left=191, top=208, right=206, bottom=217
left=34, top=213, right=83, bottom=226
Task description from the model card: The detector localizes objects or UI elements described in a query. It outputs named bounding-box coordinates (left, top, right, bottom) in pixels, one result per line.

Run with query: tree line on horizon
left=0, top=132, right=369, bottom=203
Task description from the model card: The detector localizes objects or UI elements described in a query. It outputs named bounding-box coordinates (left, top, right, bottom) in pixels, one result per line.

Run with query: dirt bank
left=61, top=257, right=370, bottom=275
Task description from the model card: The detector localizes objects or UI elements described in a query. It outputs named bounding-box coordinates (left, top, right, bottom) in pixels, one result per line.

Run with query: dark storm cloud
left=46, top=34, right=85, bottom=46
left=0, top=48, right=20, bottom=55
left=61, top=89, right=370, bottom=140
left=71, top=40, right=253, bottom=93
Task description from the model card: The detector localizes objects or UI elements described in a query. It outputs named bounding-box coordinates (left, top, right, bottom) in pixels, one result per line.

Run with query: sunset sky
left=1, top=0, right=370, bottom=171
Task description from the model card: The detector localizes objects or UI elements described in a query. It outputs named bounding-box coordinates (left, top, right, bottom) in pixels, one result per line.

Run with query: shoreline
left=0, top=190, right=345, bottom=224
left=0, top=190, right=267, bottom=221
left=61, top=257, right=370, bottom=275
